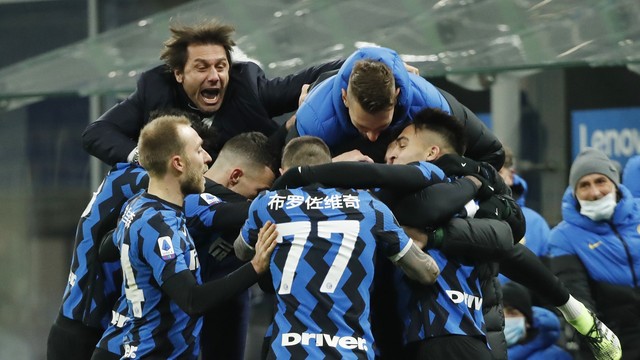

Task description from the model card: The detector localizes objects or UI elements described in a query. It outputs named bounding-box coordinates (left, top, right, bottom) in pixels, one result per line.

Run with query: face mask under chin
left=578, top=191, right=617, bottom=222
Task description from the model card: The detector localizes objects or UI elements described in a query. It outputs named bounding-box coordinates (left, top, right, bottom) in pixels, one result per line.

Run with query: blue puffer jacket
left=549, top=184, right=640, bottom=349
left=623, top=155, right=640, bottom=198
left=512, top=175, right=551, bottom=257
left=550, top=185, right=640, bottom=287
left=295, top=46, right=450, bottom=149
left=508, top=307, right=572, bottom=360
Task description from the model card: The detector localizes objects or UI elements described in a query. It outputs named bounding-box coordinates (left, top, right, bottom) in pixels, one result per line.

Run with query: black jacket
left=82, top=60, right=343, bottom=165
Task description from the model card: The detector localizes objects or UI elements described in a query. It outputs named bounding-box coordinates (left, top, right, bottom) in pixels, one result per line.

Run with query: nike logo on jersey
left=282, top=332, right=368, bottom=351
left=588, top=241, right=602, bottom=250
left=495, top=208, right=499, bottom=216
left=461, top=162, right=467, bottom=167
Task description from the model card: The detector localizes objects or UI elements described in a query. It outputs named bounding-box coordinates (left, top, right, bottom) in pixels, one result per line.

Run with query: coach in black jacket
left=82, top=20, right=342, bottom=165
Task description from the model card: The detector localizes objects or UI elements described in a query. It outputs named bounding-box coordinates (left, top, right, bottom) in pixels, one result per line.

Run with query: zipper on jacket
left=610, top=224, right=638, bottom=287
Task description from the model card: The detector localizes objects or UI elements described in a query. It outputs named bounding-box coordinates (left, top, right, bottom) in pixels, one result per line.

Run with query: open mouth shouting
left=200, top=88, right=221, bottom=107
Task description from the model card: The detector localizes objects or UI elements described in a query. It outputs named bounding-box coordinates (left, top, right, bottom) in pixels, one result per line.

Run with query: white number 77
left=275, top=220, right=360, bottom=295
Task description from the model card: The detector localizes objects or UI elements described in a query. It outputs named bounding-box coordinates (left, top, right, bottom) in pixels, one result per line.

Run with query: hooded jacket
left=622, top=155, right=640, bottom=198
left=295, top=47, right=504, bottom=167
left=549, top=184, right=640, bottom=350
left=511, top=174, right=551, bottom=257
left=507, top=306, right=572, bottom=360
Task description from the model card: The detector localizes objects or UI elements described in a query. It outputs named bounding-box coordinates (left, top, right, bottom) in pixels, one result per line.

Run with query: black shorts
left=403, top=335, right=493, bottom=360
left=90, top=347, right=121, bottom=360
left=47, top=314, right=103, bottom=360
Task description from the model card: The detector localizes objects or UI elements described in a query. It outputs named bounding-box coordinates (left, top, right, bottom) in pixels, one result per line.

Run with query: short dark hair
left=138, top=114, right=191, bottom=176
left=219, top=132, right=276, bottom=172
left=160, top=20, right=236, bottom=71
left=412, top=108, right=467, bottom=155
left=281, top=136, right=332, bottom=170
left=348, top=60, right=395, bottom=113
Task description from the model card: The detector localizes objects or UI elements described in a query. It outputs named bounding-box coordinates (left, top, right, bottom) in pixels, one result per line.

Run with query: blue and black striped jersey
left=241, top=186, right=412, bottom=360
left=60, top=162, right=148, bottom=330
left=397, top=250, right=486, bottom=343
left=95, top=181, right=247, bottom=358
left=96, top=296, right=130, bottom=356
left=117, top=192, right=201, bottom=359
left=395, top=166, right=487, bottom=347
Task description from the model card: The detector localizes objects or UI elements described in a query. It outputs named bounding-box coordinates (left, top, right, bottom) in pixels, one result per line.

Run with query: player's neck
left=147, top=177, right=184, bottom=208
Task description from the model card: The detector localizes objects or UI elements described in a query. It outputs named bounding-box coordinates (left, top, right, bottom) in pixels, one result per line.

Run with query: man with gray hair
left=549, top=148, right=635, bottom=360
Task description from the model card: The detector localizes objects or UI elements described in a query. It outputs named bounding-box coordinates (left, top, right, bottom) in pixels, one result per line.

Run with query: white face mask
left=504, top=316, right=526, bottom=346
left=578, top=191, right=617, bottom=221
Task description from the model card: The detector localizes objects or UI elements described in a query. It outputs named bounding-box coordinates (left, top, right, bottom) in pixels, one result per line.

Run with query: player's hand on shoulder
left=332, top=150, right=374, bottom=163
left=251, top=221, right=278, bottom=274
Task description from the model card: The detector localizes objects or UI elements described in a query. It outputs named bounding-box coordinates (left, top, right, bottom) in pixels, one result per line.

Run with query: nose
left=203, top=150, right=213, bottom=165
left=365, top=131, right=380, bottom=142
left=385, top=153, right=396, bottom=164
left=207, top=68, right=220, bottom=82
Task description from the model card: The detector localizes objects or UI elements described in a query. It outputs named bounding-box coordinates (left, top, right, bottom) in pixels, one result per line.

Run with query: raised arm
left=81, top=75, right=152, bottom=165
left=271, top=161, right=447, bottom=192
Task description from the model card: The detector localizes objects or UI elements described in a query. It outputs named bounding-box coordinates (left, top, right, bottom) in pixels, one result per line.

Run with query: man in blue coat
left=549, top=148, right=634, bottom=360
left=622, top=154, right=640, bottom=198
left=293, top=46, right=504, bottom=166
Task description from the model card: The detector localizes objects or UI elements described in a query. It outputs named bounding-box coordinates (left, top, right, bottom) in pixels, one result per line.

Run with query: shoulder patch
left=158, top=236, right=175, bottom=260
left=200, top=193, right=223, bottom=205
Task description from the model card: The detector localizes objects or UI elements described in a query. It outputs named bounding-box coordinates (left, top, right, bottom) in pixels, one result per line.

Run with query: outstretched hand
left=251, top=221, right=278, bottom=274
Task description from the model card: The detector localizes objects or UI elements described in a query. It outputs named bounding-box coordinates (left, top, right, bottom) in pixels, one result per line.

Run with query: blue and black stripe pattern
left=398, top=250, right=486, bottom=344
left=60, top=162, right=148, bottom=330
left=117, top=192, right=201, bottom=359
left=242, top=186, right=411, bottom=360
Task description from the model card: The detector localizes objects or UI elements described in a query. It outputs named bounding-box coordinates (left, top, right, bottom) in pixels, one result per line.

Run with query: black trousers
left=47, top=314, right=102, bottom=360
left=403, top=335, right=493, bottom=360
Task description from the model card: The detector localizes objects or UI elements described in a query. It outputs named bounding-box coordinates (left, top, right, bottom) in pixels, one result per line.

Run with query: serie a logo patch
left=158, top=236, right=176, bottom=260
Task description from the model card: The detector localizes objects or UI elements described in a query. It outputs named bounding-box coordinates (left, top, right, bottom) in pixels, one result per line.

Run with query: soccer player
left=276, top=108, right=622, bottom=360
left=292, top=46, right=504, bottom=166
left=184, top=131, right=277, bottom=360
left=46, top=163, right=148, bottom=360
left=109, top=114, right=277, bottom=359
left=385, top=108, right=621, bottom=360
left=273, top=140, right=514, bottom=360
left=234, top=136, right=440, bottom=359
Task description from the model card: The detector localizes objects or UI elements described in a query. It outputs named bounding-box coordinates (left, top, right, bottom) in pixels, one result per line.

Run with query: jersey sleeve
left=183, top=193, right=225, bottom=236
left=240, top=193, right=269, bottom=248
left=370, top=197, right=413, bottom=261
left=141, top=211, right=193, bottom=287
left=411, top=161, right=448, bottom=183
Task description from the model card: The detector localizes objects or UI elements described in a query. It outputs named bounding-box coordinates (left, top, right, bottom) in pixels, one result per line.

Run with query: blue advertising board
left=571, top=107, right=640, bottom=165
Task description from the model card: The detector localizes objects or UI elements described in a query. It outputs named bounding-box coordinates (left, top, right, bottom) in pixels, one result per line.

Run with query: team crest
left=201, top=193, right=223, bottom=205
left=158, top=236, right=175, bottom=260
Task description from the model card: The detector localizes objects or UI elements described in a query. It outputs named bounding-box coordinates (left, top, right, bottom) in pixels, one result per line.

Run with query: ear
left=173, top=69, right=184, bottom=84
left=425, top=145, right=441, bottom=162
left=229, top=168, right=244, bottom=186
left=341, top=88, right=348, bottom=107
left=171, top=155, right=185, bottom=173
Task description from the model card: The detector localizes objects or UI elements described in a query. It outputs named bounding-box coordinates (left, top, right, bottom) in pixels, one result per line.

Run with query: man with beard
left=109, top=114, right=277, bottom=359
